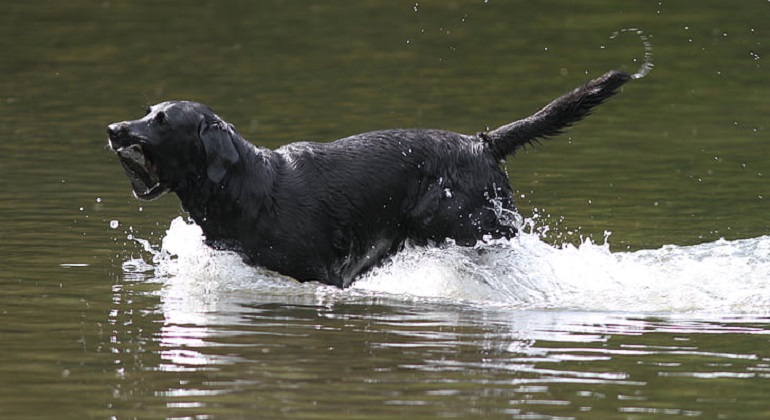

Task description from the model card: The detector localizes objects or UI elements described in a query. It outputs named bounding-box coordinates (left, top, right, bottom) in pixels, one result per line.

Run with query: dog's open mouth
left=115, top=144, right=168, bottom=201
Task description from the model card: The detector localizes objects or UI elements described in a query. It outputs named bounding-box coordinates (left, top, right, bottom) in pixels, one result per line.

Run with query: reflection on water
left=108, top=286, right=770, bottom=418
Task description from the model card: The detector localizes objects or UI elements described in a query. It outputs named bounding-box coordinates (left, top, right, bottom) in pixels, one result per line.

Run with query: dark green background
left=1, top=1, right=769, bottom=418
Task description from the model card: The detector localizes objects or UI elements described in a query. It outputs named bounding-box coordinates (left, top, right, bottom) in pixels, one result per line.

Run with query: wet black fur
left=107, top=70, right=630, bottom=287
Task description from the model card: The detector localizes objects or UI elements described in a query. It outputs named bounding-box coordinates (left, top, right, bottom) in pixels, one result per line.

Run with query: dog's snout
left=107, top=121, right=140, bottom=150
left=107, top=122, right=127, bottom=138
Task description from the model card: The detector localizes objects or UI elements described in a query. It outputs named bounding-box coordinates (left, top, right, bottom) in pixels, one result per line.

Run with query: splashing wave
left=124, top=216, right=770, bottom=314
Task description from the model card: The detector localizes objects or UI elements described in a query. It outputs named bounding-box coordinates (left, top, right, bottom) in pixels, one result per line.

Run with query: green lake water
left=2, top=1, right=770, bottom=418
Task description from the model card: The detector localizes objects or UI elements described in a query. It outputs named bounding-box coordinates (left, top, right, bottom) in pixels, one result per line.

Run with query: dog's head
left=107, top=101, right=240, bottom=200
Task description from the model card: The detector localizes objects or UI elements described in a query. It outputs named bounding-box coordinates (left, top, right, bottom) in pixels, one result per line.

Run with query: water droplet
left=109, top=220, right=120, bottom=229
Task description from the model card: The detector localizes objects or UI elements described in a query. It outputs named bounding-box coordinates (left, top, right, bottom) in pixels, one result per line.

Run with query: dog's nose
left=107, top=122, right=126, bottom=138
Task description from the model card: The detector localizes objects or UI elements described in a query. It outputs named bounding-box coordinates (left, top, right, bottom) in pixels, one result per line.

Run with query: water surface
left=1, top=1, right=770, bottom=418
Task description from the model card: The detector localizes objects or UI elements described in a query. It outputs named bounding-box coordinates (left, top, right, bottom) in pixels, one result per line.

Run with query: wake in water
left=123, top=216, right=770, bottom=314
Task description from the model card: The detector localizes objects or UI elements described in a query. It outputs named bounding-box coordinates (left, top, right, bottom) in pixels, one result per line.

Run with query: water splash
left=124, top=216, right=770, bottom=314
left=609, top=28, right=654, bottom=79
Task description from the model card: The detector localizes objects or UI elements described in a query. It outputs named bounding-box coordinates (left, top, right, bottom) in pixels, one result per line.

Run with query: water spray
left=609, top=28, right=654, bottom=79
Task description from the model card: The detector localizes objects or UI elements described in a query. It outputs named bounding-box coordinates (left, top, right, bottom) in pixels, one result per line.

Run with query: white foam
left=124, top=216, right=770, bottom=314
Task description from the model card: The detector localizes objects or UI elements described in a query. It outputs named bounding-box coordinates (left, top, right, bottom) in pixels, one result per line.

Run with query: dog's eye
left=154, top=111, right=167, bottom=124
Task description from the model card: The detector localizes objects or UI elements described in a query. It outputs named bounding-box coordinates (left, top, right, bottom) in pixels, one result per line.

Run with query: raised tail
left=482, top=69, right=632, bottom=159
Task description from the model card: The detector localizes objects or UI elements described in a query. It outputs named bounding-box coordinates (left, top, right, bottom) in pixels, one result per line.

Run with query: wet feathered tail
left=483, top=70, right=631, bottom=159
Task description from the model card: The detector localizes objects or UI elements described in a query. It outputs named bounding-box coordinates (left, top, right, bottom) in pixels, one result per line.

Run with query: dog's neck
left=176, top=135, right=280, bottom=243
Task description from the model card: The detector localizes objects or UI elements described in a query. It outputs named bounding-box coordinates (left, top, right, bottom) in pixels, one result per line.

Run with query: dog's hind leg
left=407, top=182, right=519, bottom=246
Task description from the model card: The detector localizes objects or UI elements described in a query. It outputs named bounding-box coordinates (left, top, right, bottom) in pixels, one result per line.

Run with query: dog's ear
left=198, top=119, right=240, bottom=183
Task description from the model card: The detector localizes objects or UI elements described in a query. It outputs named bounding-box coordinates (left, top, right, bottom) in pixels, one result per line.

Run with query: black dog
left=108, top=70, right=630, bottom=287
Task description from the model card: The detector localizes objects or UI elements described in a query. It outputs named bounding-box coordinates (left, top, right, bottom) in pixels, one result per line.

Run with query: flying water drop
left=609, top=28, right=654, bottom=79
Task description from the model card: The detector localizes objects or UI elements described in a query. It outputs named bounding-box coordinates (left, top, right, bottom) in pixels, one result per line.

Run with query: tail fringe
left=482, top=70, right=632, bottom=159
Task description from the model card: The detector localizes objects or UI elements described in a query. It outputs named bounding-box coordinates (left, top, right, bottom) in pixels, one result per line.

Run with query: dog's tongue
left=117, top=145, right=160, bottom=195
